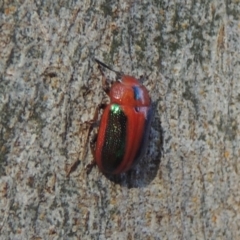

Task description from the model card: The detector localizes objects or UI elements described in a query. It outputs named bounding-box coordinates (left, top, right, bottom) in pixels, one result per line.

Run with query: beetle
left=93, top=58, right=153, bottom=174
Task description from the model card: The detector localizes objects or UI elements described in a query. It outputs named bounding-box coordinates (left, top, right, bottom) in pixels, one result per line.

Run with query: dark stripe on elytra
left=101, top=105, right=127, bottom=173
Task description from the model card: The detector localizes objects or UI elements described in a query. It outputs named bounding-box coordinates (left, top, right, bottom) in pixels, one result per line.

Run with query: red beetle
left=94, top=59, right=153, bottom=174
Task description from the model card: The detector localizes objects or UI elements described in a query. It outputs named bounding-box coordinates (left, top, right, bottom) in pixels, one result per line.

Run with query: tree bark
left=1, top=0, right=239, bottom=239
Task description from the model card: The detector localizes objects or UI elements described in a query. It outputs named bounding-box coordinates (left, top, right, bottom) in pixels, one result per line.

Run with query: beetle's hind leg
left=66, top=104, right=106, bottom=177
left=84, top=103, right=107, bottom=174
left=85, top=134, right=98, bottom=174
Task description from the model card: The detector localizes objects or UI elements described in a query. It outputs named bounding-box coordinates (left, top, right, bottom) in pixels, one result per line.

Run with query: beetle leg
left=90, top=134, right=98, bottom=155
left=66, top=122, right=93, bottom=177
left=84, top=102, right=107, bottom=174
left=84, top=134, right=98, bottom=174
left=66, top=121, right=92, bottom=177
left=88, top=104, right=107, bottom=143
left=66, top=104, right=106, bottom=177
left=66, top=159, right=81, bottom=177
left=83, top=128, right=97, bottom=175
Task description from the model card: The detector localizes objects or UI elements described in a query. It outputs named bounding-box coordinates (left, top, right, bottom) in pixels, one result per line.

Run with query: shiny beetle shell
left=94, top=60, right=153, bottom=174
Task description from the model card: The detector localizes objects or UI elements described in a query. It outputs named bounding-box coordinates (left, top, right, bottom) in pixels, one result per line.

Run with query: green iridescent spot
left=111, top=104, right=121, bottom=114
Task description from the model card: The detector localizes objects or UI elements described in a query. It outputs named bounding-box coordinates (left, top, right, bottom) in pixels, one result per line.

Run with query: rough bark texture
left=1, top=0, right=240, bottom=239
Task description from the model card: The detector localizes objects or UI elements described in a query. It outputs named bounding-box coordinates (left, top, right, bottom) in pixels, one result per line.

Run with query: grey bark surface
left=0, top=0, right=240, bottom=239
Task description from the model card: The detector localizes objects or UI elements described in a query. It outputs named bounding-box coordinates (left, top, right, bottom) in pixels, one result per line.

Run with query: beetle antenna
left=95, top=58, right=122, bottom=79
